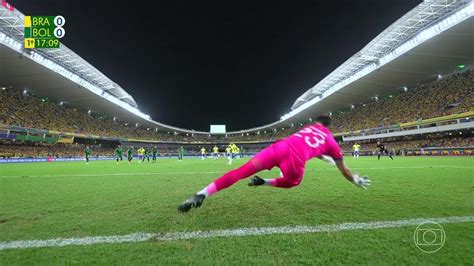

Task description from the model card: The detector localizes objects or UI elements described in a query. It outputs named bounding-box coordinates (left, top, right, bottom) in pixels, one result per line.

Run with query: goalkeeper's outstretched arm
left=335, top=159, right=371, bottom=190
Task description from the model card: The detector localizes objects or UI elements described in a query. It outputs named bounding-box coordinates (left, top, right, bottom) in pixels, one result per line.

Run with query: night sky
left=11, top=0, right=420, bottom=131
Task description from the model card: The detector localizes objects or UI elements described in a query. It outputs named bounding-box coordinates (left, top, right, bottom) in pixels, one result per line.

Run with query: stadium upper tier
left=0, top=0, right=473, bottom=134
left=1, top=70, right=472, bottom=143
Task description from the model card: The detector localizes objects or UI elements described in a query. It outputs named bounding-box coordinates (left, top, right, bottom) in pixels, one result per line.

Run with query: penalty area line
left=1, top=216, right=473, bottom=251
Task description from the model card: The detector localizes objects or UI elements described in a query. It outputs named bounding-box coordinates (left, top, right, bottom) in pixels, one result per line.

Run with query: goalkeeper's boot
left=178, top=194, right=205, bottom=213
left=248, top=176, right=265, bottom=186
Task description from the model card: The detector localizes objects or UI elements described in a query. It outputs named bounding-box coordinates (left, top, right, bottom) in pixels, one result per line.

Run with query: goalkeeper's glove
left=352, top=174, right=371, bottom=190
left=320, top=155, right=336, bottom=166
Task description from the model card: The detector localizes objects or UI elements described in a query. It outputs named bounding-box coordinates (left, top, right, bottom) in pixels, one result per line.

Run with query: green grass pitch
left=0, top=156, right=473, bottom=264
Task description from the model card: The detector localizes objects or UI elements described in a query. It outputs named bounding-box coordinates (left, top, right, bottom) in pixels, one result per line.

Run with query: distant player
left=178, top=146, right=184, bottom=161
left=115, top=144, right=123, bottom=164
left=178, top=115, right=371, bottom=213
left=143, top=147, right=150, bottom=162
left=84, top=145, right=91, bottom=164
left=152, top=146, right=158, bottom=163
left=127, top=146, right=134, bottom=164
left=377, top=141, right=393, bottom=160
left=137, top=147, right=145, bottom=163
left=225, top=146, right=232, bottom=165
left=353, top=143, right=361, bottom=158
left=213, top=145, right=219, bottom=160
left=234, top=146, right=240, bottom=159
left=200, top=147, right=206, bottom=160
left=230, top=143, right=238, bottom=162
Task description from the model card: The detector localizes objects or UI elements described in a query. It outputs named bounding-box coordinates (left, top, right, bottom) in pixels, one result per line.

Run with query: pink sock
left=198, top=182, right=218, bottom=197
left=266, top=178, right=278, bottom=186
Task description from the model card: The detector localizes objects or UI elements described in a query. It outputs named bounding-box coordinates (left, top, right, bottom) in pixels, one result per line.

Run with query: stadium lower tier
left=1, top=131, right=472, bottom=160
left=1, top=70, right=472, bottom=142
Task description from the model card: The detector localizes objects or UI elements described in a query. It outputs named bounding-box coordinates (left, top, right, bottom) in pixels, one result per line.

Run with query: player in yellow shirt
left=200, top=147, right=206, bottom=160
left=228, top=143, right=238, bottom=164
left=353, top=143, right=361, bottom=158
left=213, top=145, right=219, bottom=160
left=225, top=146, right=232, bottom=165
left=137, top=147, right=145, bottom=163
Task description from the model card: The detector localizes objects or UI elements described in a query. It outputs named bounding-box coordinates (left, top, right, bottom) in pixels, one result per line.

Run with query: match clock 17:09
left=25, top=38, right=60, bottom=48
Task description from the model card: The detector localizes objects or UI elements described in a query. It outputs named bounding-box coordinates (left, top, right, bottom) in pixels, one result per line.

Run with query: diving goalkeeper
left=178, top=115, right=371, bottom=213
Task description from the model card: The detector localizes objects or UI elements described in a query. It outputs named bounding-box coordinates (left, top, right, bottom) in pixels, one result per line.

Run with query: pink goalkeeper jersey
left=283, top=123, right=343, bottom=162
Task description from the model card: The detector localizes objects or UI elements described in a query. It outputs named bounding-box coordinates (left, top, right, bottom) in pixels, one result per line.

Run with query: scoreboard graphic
left=24, top=15, right=65, bottom=49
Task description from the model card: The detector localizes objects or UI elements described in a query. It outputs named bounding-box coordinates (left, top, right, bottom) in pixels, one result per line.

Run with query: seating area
left=0, top=142, right=114, bottom=158
left=0, top=71, right=472, bottom=146
left=331, top=71, right=473, bottom=133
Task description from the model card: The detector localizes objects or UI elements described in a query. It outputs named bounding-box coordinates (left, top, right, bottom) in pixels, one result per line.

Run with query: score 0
left=53, top=15, right=66, bottom=39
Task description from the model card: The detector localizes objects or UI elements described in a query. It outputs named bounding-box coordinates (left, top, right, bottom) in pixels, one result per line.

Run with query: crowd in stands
left=1, top=132, right=471, bottom=158
left=0, top=88, right=175, bottom=140
left=0, top=142, right=114, bottom=158
left=341, top=136, right=473, bottom=154
left=331, top=71, right=473, bottom=133
left=0, top=70, right=472, bottom=143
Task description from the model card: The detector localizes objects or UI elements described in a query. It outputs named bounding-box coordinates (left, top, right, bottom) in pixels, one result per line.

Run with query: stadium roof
left=1, top=0, right=473, bottom=135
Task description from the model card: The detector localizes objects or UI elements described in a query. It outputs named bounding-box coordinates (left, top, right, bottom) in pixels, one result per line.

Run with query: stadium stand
left=0, top=142, right=114, bottom=158
left=331, top=71, right=473, bottom=133
left=0, top=70, right=472, bottom=158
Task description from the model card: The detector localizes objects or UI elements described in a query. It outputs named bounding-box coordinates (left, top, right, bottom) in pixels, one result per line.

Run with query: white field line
left=2, top=165, right=472, bottom=179
left=0, top=216, right=473, bottom=251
